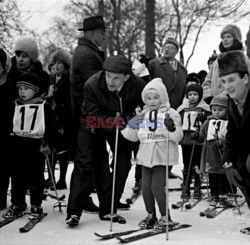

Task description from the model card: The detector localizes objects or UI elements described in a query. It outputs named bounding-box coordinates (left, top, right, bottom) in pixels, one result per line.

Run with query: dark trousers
left=106, top=132, right=132, bottom=206
left=182, top=144, right=202, bottom=190
left=11, top=136, right=45, bottom=207
left=67, top=128, right=111, bottom=217
left=0, top=137, right=11, bottom=207
left=208, top=173, right=232, bottom=196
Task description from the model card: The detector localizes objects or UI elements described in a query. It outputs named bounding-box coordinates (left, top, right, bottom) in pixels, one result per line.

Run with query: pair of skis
left=172, top=196, right=204, bottom=209
left=200, top=199, right=245, bottom=218
left=94, top=223, right=191, bottom=243
left=0, top=212, right=47, bottom=232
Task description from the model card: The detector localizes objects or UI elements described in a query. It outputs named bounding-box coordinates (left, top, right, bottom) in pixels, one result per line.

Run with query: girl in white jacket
left=122, top=78, right=183, bottom=228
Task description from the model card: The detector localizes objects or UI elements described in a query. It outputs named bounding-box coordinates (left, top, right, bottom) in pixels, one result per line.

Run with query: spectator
left=148, top=37, right=187, bottom=178
left=9, top=37, right=52, bottom=100
left=70, top=15, right=107, bottom=212
left=0, top=49, right=14, bottom=210
left=202, top=24, right=250, bottom=104
left=46, top=49, right=74, bottom=190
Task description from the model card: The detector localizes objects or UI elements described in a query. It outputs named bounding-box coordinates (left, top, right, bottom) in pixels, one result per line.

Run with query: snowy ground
left=1, top=148, right=249, bottom=245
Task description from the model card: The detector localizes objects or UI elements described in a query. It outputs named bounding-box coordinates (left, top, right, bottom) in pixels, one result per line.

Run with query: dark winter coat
left=222, top=92, right=250, bottom=189
left=200, top=118, right=227, bottom=174
left=8, top=57, right=51, bottom=98
left=70, top=37, right=105, bottom=129
left=53, top=69, right=74, bottom=152
left=148, top=57, right=187, bottom=109
left=81, top=71, right=145, bottom=134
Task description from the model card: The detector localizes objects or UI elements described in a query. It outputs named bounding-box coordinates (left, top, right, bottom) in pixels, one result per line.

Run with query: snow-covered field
left=1, top=150, right=249, bottom=245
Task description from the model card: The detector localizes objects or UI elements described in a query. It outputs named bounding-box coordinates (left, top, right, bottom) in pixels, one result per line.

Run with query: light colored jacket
left=121, top=107, right=183, bottom=168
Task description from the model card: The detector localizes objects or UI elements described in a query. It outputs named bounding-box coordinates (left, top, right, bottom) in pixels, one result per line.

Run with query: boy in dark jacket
left=177, top=84, right=210, bottom=200
left=2, top=73, right=57, bottom=220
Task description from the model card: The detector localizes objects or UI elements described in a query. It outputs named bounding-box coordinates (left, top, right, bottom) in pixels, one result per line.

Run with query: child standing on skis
left=196, top=95, right=234, bottom=206
left=122, top=78, right=183, bottom=228
left=2, top=73, right=57, bottom=220
left=177, top=84, right=210, bottom=200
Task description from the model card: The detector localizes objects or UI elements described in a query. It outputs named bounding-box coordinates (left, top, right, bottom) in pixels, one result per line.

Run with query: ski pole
left=165, top=113, right=170, bottom=240
left=217, top=141, right=241, bottom=215
left=181, top=139, right=196, bottom=211
left=110, top=112, right=120, bottom=232
left=45, top=155, right=65, bottom=213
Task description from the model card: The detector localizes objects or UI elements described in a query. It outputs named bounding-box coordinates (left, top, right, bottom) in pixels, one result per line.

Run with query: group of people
left=0, top=14, right=249, bottom=235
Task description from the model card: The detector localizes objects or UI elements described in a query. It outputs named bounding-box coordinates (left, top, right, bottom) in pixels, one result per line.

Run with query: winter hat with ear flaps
left=16, top=73, right=41, bottom=93
left=14, top=38, right=39, bottom=62
left=220, top=24, right=242, bottom=42
left=185, top=83, right=203, bottom=101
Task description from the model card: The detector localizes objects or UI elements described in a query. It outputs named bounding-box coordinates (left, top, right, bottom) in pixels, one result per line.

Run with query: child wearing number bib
left=122, top=78, right=183, bottom=228
left=199, top=95, right=235, bottom=206
left=177, top=84, right=210, bottom=200
left=2, top=73, right=57, bottom=220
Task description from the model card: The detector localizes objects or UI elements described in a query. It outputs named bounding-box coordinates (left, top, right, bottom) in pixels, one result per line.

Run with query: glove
left=164, top=113, right=176, bottom=132
left=40, top=143, right=51, bottom=156
left=191, top=131, right=200, bottom=140
left=224, top=163, right=243, bottom=188
left=196, top=113, right=206, bottom=123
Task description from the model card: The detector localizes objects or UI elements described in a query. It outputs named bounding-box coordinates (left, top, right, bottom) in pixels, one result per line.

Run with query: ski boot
left=138, top=213, right=157, bottom=229
left=29, top=205, right=43, bottom=220
left=193, top=186, right=202, bottom=199
left=2, top=204, right=26, bottom=219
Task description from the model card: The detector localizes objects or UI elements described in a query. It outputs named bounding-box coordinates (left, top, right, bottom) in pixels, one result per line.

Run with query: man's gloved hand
left=224, top=163, right=243, bottom=188
left=40, top=141, right=51, bottom=156
left=191, top=131, right=200, bottom=141
left=196, top=113, right=206, bottom=123
left=164, top=113, right=176, bottom=132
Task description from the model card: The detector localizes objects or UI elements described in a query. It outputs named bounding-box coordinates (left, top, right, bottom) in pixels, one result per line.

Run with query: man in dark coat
left=148, top=37, right=187, bottom=178
left=66, top=55, right=145, bottom=226
left=218, top=50, right=250, bottom=235
left=70, top=15, right=107, bottom=212
left=70, top=15, right=106, bottom=136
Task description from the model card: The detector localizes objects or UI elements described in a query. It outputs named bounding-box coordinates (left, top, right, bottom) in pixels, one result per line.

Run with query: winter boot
left=65, top=214, right=80, bottom=226
left=193, top=186, right=202, bottom=199
left=155, top=213, right=179, bottom=230
left=138, top=213, right=157, bottom=229
left=181, top=189, right=191, bottom=200
left=209, top=195, right=219, bottom=206
left=29, top=205, right=43, bottom=220
left=2, top=204, right=26, bottom=219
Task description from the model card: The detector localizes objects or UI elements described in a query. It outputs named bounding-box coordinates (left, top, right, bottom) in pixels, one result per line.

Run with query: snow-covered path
left=1, top=157, right=249, bottom=245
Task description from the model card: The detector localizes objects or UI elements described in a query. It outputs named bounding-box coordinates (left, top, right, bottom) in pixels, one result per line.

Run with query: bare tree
left=158, top=0, right=250, bottom=66
left=0, top=0, right=24, bottom=53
